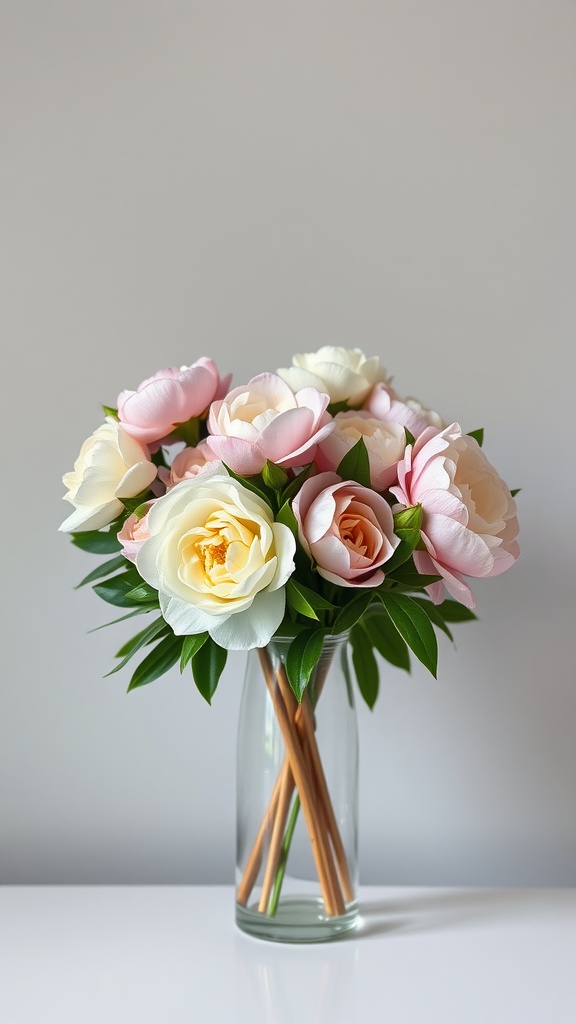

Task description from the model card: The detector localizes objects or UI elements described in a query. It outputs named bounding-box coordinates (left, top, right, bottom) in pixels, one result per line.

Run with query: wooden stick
left=296, top=695, right=355, bottom=904
left=236, top=766, right=284, bottom=906
left=257, top=760, right=295, bottom=912
left=257, top=649, right=340, bottom=917
left=274, top=663, right=346, bottom=917
left=237, top=649, right=354, bottom=916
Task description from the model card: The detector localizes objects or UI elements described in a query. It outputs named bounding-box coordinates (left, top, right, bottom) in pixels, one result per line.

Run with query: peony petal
left=209, top=587, right=286, bottom=650
left=59, top=498, right=123, bottom=532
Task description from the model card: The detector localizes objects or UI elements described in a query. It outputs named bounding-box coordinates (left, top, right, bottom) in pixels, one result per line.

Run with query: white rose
left=136, top=474, right=296, bottom=650
left=277, top=346, right=389, bottom=405
left=59, top=422, right=157, bottom=532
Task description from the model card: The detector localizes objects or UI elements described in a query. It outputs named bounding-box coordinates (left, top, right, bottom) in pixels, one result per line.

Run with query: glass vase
left=235, top=632, right=359, bottom=943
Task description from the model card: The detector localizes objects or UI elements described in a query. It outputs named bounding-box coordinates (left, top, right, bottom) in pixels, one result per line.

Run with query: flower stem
left=268, top=795, right=301, bottom=916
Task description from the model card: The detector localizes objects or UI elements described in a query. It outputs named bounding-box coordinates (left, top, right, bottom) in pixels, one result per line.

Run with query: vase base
left=236, top=896, right=359, bottom=944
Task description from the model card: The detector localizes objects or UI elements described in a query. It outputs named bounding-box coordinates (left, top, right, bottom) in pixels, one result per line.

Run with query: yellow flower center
left=198, top=536, right=229, bottom=574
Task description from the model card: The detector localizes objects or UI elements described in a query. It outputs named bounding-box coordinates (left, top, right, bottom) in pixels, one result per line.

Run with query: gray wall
left=2, top=0, right=575, bottom=885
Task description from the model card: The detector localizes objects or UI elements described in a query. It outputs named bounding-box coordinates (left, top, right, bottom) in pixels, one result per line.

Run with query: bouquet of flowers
left=59, top=346, right=520, bottom=937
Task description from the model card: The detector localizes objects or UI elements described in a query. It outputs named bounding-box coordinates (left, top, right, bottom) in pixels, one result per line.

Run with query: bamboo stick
left=257, top=648, right=340, bottom=917
left=257, top=760, right=295, bottom=913
left=236, top=768, right=284, bottom=906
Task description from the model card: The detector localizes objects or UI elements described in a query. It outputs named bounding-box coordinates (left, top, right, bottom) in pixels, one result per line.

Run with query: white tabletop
left=1, top=885, right=575, bottom=1024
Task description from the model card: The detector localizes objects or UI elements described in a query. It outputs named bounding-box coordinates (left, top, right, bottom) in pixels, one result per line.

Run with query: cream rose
left=316, top=410, right=406, bottom=491
left=59, top=422, right=157, bottom=532
left=277, top=346, right=389, bottom=406
left=136, top=475, right=296, bottom=650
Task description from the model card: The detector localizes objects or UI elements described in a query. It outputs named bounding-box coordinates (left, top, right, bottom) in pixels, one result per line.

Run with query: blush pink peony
left=390, top=423, right=520, bottom=608
left=293, top=472, right=399, bottom=587
left=157, top=441, right=220, bottom=490
left=364, top=382, right=444, bottom=438
left=316, top=410, right=406, bottom=491
left=117, top=502, right=156, bottom=562
left=205, top=373, right=334, bottom=476
left=117, top=359, right=232, bottom=445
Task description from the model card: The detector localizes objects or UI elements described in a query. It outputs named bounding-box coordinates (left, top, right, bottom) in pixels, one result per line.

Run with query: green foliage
left=106, top=617, right=170, bottom=677
left=378, top=593, right=438, bottom=677
left=350, top=624, right=380, bottom=709
left=382, top=505, right=423, bottom=574
left=180, top=633, right=209, bottom=672
left=333, top=592, right=375, bottom=634
left=285, top=627, right=329, bottom=701
left=362, top=607, right=411, bottom=672
left=71, top=527, right=122, bottom=555
left=75, top=554, right=127, bottom=589
left=262, top=460, right=289, bottom=492
left=336, top=437, right=371, bottom=488
left=191, top=638, right=228, bottom=704
left=127, top=635, right=183, bottom=692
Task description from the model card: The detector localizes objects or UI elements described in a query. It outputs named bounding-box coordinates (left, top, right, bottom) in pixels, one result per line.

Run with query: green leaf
left=222, top=463, right=271, bottom=506
left=262, top=460, right=289, bottom=492
left=286, top=579, right=319, bottom=620
left=285, top=627, right=328, bottom=701
left=336, top=436, right=371, bottom=487
left=75, top=554, right=127, bottom=589
left=280, top=462, right=314, bottom=504
left=381, top=505, right=423, bottom=574
left=386, top=566, right=442, bottom=589
left=467, top=428, right=484, bottom=446
left=327, top=399, right=353, bottom=416
left=124, top=583, right=159, bottom=605
left=71, top=528, right=122, bottom=555
left=510, top=488, right=521, bottom=497
left=436, top=599, right=478, bottom=623
left=102, top=405, right=119, bottom=419
left=341, top=644, right=355, bottom=707
left=350, top=624, right=380, bottom=709
left=404, top=427, right=416, bottom=446
left=88, top=609, right=149, bottom=633
left=121, top=492, right=155, bottom=515
left=180, top=632, right=209, bottom=673
left=379, top=593, right=438, bottom=677
left=333, top=591, right=375, bottom=634
left=127, top=634, right=183, bottom=691
left=276, top=500, right=299, bottom=537
left=408, top=598, right=454, bottom=641
left=93, top=570, right=143, bottom=607
left=107, top=617, right=170, bottom=676
left=286, top=579, right=336, bottom=612
left=362, top=610, right=411, bottom=672
left=192, top=638, right=228, bottom=704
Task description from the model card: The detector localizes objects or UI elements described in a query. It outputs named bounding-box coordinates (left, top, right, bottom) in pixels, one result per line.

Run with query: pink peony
left=390, top=423, right=520, bottom=609
left=316, top=410, right=406, bottom=491
left=293, top=472, right=399, bottom=588
left=117, top=359, right=232, bottom=445
left=117, top=502, right=156, bottom=563
left=205, top=373, right=334, bottom=476
left=364, top=382, right=444, bottom=438
left=157, top=441, right=220, bottom=490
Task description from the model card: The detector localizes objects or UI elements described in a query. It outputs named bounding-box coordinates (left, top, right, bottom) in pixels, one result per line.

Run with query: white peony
left=277, top=346, right=389, bottom=405
left=59, top=422, right=157, bottom=532
left=136, top=474, right=296, bottom=650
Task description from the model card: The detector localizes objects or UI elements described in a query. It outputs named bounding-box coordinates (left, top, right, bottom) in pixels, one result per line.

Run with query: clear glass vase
left=235, top=632, right=359, bottom=943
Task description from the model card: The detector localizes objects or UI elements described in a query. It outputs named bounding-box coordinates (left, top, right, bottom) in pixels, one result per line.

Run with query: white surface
left=1, top=886, right=575, bottom=1024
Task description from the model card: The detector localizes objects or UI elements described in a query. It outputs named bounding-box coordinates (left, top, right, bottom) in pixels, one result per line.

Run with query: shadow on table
left=355, top=887, right=570, bottom=939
